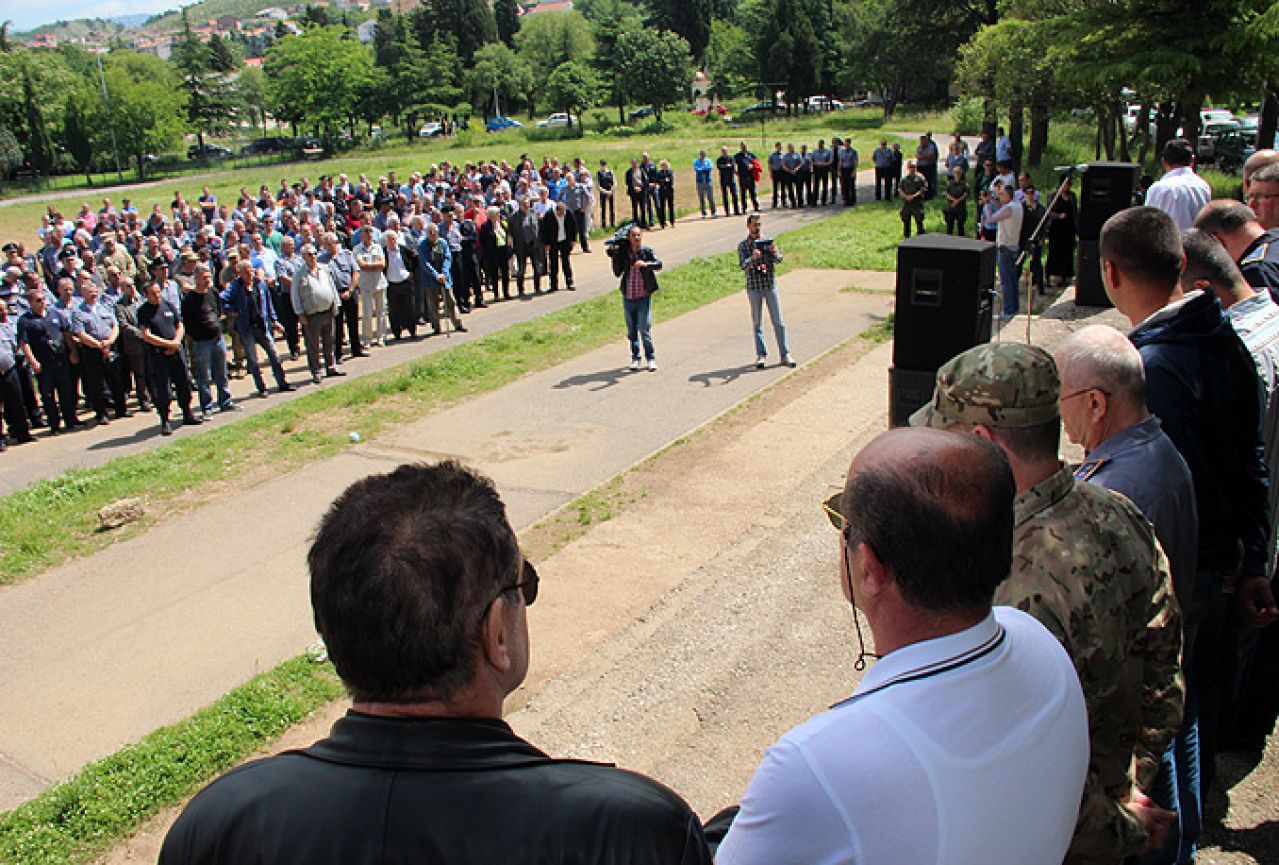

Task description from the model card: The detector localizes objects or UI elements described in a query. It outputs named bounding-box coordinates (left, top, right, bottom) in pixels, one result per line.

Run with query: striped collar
left=833, top=612, right=1005, bottom=709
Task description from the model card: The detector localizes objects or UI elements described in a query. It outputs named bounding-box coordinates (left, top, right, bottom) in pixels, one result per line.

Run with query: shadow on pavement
left=688, top=364, right=761, bottom=388
left=87, top=426, right=164, bottom=450
left=553, top=366, right=637, bottom=392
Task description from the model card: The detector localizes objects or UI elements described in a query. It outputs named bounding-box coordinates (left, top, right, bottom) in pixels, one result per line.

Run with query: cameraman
left=609, top=224, right=660, bottom=371
left=737, top=214, right=795, bottom=369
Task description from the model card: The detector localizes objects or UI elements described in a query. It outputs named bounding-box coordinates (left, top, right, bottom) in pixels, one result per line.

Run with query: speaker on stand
left=1074, top=162, right=1139, bottom=307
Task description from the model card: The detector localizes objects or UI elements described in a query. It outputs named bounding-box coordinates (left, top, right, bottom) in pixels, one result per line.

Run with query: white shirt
left=992, top=201, right=1024, bottom=249
left=384, top=244, right=410, bottom=283
left=718, top=608, right=1088, bottom=865
left=1145, top=166, right=1212, bottom=230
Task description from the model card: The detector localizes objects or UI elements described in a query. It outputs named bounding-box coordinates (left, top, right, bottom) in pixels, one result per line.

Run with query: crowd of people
left=0, top=131, right=868, bottom=449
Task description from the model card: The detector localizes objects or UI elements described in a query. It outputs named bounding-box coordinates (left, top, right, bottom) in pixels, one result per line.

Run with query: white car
left=418, top=121, right=444, bottom=138
left=1201, top=108, right=1234, bottom=126
left=807, top=95, right=844, bottom=111
left=535, top=113, right=578, bottom=128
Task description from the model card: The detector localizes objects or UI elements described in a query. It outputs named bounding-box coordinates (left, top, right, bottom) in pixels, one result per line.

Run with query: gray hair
left=1053, top=325, right=1146, bottom=410
left=1194, top=199, right=1257, bottom=233
left=1254, top=162, right=1279, bottom=184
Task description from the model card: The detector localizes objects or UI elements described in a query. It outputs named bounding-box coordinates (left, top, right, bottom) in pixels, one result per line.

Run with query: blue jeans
left=623, top=295, right=654, bottom=361
left=748, top=287, right=790, bottom=358
left=189, top=337, right=232, bottom=413
left=241, top=329, right=288, bottom=392
left=696, top=179, right=716, bottom=215
left=997, top=245, right=1020, bottom=317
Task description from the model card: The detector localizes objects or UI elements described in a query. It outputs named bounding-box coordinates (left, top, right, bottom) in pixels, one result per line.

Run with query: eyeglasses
left=481, top=558, right=540, bottom=622
left=1247, top=192, right=1279, bottom=202
left=822, top=492, right=848, bottom=533
left=1059, top=386, right=1110, bottom=402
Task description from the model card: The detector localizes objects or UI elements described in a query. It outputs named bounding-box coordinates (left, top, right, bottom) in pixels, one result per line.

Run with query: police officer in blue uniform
left=17, top=286, right=83, bottom=434
left=0, top=296, right=33, bottom=449
left=71, top=282, right=130, bottom=424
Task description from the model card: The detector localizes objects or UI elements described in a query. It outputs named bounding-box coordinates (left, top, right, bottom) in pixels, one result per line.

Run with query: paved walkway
left=0, top=264, right=892, bottom=810
left=0, top=201, right=836, bottom=495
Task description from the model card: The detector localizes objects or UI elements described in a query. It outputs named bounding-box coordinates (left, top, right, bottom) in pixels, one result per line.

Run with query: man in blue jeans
left=738, top=215, right=795, bottom=369
left=989, top=184, right=1024, bottom=319
left=610, top=224, right=660, bottom=372
left=181, top=263, right=237, bottom=418
left=221, top=259, right=295, bottom=397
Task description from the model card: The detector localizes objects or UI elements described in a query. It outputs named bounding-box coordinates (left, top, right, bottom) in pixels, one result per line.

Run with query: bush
left=1201, top=169, right=1243, bottom=200
left=447, top=128, right=485, bottom=150
left=525, top=124, right=586, bottom=142
left=949, top=97, right=985, bottom=137
left=637, top=118, right=677, bottom=136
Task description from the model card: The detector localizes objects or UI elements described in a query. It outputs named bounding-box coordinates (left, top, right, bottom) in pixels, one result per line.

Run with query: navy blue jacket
left=1128, top=291, right=1270, bottom=578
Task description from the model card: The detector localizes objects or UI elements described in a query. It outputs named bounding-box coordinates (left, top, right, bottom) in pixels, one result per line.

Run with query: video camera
left=604, top=221, right=637, bottom=256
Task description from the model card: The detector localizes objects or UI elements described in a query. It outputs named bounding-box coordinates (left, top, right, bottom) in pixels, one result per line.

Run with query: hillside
left=18, top=18, right=133, bottom=41
left=144, top=0, right=303, bottom=31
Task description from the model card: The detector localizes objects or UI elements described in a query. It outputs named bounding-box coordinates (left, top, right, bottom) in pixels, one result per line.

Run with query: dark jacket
left=611, top=244, right=662, bottom=295
left=159, top=711, right=712, bottom=865
left=219, top=277, right=279, bottom=338
left=539, top=209, right=578, bottom=247
left=507, top=209, right=542, bottom=250
left=1128, top=290, right=1270, bottom=578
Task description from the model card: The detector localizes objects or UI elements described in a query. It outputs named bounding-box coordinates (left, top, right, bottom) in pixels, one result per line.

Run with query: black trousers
left=271, top=287, right=300, bottom=356
left=335, top=293, right=362, bottom=359
left=483, top=255, right=511, bottom=299
left=548, top=241, right=573, bottom=290
left=902, top=212, right=924, bottom=237
left=17, top=359, right=40, bottom=425
left=921, top=163, right=938, bottom=200
left=146, top=349, right=193, bottom=420
left=114, top=350, right=149, bottom=408
left=34, top=352, right=79, bottom=430
left=945, top=207, right=967, bottom=236
left=814, top=168, right=831, bottom=204
left=387, top=277, right=417, bottom=338
left=573, top=210, right=591, bottom=250
left=629, top=192, right=648, bottom=228
left=720, top=177, right=740, bottom=215
left=770, top=173, right=782, bottom=208
left=515, top=244, right=543, bottom=294
left=841, top=168, right=857, bottom=205
left=738, top=175, right=759, bottom=212
left=80, top=348, right=128, bottom=418
left=598, top=192, right=615, bottom=228
left=799, top=170, right=813, bottom=206
left=781, top=174, right=798, bottom=207
left=657, top=189, right=675, bottom=228
left=0, top=365, right=30, bottom=441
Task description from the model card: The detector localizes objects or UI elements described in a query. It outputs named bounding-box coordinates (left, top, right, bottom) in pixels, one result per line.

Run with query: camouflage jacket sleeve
left=1130, top=539, right=1185, bottom=789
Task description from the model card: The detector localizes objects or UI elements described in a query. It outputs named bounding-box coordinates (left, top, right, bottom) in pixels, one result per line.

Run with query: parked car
left=1197, top=120, right=1242, bottom=163
left=187, top=143, right=232, bottom=161
left=535, top=113, right=579, bottom=128
left=240, top=137, right=292, bottom=157
left=690, top=103, right=728, bottom=116
left=739, top=100, right=784, bottom=119
left=1238, top=114, right=1260, bottom=146
left=629, top=106, right=655, bottom=120
left=418, top=121, right=445, bottom=138
left=806, top=95, right=844, bottom=111
left=1201, top=108, right=1235, bottom=126
left=486, top=115, right=523, bottom=132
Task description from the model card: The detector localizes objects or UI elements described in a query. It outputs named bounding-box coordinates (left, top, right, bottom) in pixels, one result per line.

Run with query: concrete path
left=0, top=267, right=892, bottom=810
left=0, top=202, right=835, bottom=496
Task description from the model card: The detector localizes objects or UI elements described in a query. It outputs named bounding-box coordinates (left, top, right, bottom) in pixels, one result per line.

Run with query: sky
left=8, top=1, right=179, bottom=34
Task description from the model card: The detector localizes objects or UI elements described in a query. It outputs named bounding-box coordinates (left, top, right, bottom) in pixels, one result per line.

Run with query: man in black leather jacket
left=160, top=461, right=711, bottom=865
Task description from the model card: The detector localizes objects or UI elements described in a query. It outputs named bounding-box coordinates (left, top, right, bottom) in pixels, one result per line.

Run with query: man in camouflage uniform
left=913, top=342, right=1185, bottom=863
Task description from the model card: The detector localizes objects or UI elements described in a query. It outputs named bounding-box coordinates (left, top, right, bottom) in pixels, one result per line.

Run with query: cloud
left=12, top=1, right=177, bottom=33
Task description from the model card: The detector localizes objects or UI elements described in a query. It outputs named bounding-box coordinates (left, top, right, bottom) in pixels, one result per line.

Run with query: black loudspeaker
left=1075, top=240, right=1111, bottom=307
left=889, top=366, right=937, bottom=428
left=1078, top=162, right=1140, bottom=240
left=892, top=234, right=997, bottom=372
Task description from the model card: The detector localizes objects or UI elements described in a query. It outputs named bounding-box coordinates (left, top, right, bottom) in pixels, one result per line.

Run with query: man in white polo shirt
left=717, top=427, right=1089, bottom=865
left=1145, top=139, right=1212, bottom=231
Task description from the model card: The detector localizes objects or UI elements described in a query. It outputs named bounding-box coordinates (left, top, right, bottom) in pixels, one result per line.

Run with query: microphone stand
left=1013, top=166, right=1076, bottom=343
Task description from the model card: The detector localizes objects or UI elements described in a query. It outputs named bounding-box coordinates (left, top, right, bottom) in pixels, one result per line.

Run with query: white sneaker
left=756, top=356, right=767, bottom=369
left=783, top=354, right=797, bottom=367
left=647, top=359, right=658, bottom=372
left=629, top=359, right=642, bottom=371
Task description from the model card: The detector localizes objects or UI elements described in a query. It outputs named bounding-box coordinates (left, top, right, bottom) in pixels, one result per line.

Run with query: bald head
left=841, top=428, right=1014, bottom=616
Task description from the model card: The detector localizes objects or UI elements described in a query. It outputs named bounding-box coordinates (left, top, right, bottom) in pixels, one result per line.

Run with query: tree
left=1, top=20, right=12, bottom=53
left=515, top=11, right=595, bottom=110
left=62, top=89, right=96, bottom=183
left=470, top=42, right=535, bottom=117
left=495, top=0, right=521, bottom=47
left=706, top=20, right=756, bottom=98
left=755, top=0, right=822, bottom=108
left=0, top=124, right=20, bottom=178
left=581, top=0, right=643, bottom=122
left=614, top=28, right=693, bottom=120
left=98, top=51, right=187, bottom=177
left=301, top=5, right=334, bottom=28
left=545, top=61, right=598, bottom=127
left=646, top=0, right=713, bottom=60
left=174, top=11, right=237, bottom=149
left=21, top=65, right=53, bottom=182
left=237, top=66, right=268, bottom=135
left=207, top=33, right=240, bottom=73
left=264, top=25, right=375, bottom=140
left=409, top=0, right=498, bottom=65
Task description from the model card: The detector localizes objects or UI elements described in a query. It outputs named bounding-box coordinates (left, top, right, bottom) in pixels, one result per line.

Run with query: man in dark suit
left=507, top=198, right=544, bottom=296
left=539, top=200, right=578, bottom=292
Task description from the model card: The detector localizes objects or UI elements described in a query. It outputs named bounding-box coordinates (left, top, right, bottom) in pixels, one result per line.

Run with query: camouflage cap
left=909, top=342, right=1060, bottom=429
